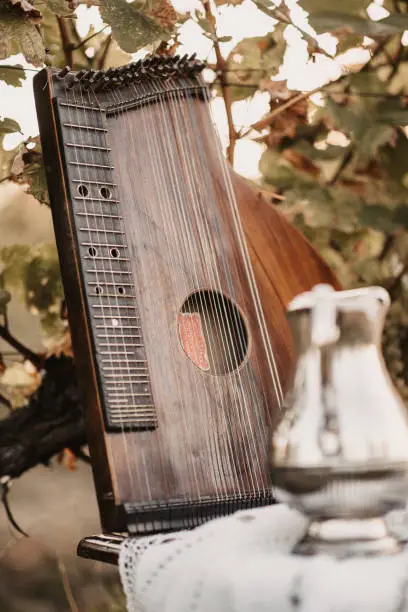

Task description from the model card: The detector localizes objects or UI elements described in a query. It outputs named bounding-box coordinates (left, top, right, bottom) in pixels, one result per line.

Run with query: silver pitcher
left=270, top=284, right=408, bottom=557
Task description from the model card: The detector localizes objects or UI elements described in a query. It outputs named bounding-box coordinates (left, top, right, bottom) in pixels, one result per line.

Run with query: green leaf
left=336, top=32, right=364, bottom=54
left=221, top=28, right=286, bottom=101
left=377, top=99, right=408, bottom=125
left=358, top=124, right=395, bottom=159
left=99, top=0, right=171, bottom=53
left=218, top=35, right=233, bottom=43
left=359, top=204, right=397, bottom=232
left=0, top=65, right=26, bottom=87
left=299, top=0, right=372, bottom=14
left=0, top=118, right=22, bottom=136
left=9, top=137, right=49, bottom=205
left=0, top=14, right=45, bottom=67
left=197, top=18, right=212, bottom=33
left=305, top=12, right=401, bottom=36
left=394, top=204, right=408, bottom=229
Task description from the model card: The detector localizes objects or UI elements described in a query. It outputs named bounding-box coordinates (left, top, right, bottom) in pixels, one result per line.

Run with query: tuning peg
left=57, top=66, right=71, bottom=79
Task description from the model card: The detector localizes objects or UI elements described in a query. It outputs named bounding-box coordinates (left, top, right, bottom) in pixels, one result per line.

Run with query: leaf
left=218, top=35, right=233, bottom=43
left=99, top=0, right=172, bottom=53
left=377, top=99, right=408, bottom=126
left=359, top=204, right=397, bottom=232
left=0, top=14, right=45, bottom=67
left=336, top=32, right=364, bottom=54
left=358, top=124, right=395, bottom=159
left=0, top=64, right=26, bottom=87
left=9, top=137, right=49, bottom=205
left=304, top=12, right=401, bottom=36
left=0, top=118, right=21, bottom=136
left=197, top=17, right=212, bottom=33
left=394, top=204, right=408, bottom=229
left=299, top=0, right=372, bottom=14
left=221, top=28, right=286, bottom=102
left=215, top=0, right=243, bottom=5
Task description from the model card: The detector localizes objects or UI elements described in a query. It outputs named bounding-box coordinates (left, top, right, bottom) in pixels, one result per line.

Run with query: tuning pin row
left=54, top=54, right=205, bottom=92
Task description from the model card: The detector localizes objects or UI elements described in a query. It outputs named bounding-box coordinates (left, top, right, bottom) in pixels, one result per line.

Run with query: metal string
left=162, top=77, right=257, bottom=495
left=107, top=81, right=196, bottom=519
left=144, top=76, right=239, bottom=500
left=183, top=81, right=274, bottom=479
left=168, top=78, right=265, bottom=493
left=200, top=76, right=284, bottom=407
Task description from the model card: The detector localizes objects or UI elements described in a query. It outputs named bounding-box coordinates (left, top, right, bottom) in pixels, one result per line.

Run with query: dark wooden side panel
left=33, top=69, right=119, bottom=532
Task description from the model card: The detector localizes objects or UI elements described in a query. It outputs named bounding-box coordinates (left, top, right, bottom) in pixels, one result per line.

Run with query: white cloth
left=119, top=504, right=408, bottom=612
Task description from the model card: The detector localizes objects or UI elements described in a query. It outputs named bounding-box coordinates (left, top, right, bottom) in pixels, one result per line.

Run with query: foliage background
left=0, top=0, right=408, bottom=609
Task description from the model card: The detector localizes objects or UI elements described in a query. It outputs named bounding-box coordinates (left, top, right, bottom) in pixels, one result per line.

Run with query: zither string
left=107, top=81, right=206, bottom=511
left=177, top=79, right=270, bottom=485
left=127, top=77, right=233, bottom=500
left=142, top=76, right=241, bottom=498
left=110, top=79, right=205, bottom=510
left=166, top=78, right=265, bottom=491
left=182, top=80, right=274, bottom=465
left=200, top=77, right=284, bottom=408
left=162, top=79, right=259, bottom=494
left=88, top=83, right=173, bottom=515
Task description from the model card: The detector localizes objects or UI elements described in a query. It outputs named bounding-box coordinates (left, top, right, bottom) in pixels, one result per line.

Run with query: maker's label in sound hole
left=178, top=290, right=249, bottom=375
left=178, top=312, right=210, bottom=372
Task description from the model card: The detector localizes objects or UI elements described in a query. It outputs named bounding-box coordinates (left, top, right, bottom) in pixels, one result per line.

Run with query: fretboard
left=57, top=97, right=157, bottom=431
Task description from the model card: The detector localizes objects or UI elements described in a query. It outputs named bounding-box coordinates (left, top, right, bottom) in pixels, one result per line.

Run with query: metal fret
left=98, top=334, right=142, bottom=339
left=78, top=213, right=122, bottom=220
left=94, top=315, right=139, bottom=320
left=100, top=351, right=136, bottom=355
left=75, top=199, right=120, bottom=205
left=108, top=404, right=154, bottom=409
left=109, top=393, right=151, bottom=398
left=63, top=123, right=108, bottom=132
left=84, top=256, right=130, bottom=262
left=60, top=101, right=101, bottom=111
left=89, top=270, right=131, bottom=275
left=105, top=374, right=148, bottom=378
left=101, top=362, right=147, bottom=366
left=96, top=324, right=140, bottom=328
left=72, top=179, right=117, bottom=186
left=80, top=228, right=126, bottom=235
left=67, top=143, right=111, bottom=152
left=99, top=342, right=143, bottom=347
left=83, top=242, right=128, bottom=248
left=69, top=161, right=115, bottom=169
left=91, top=293, right=135, bottom=298
left=91, top=304, right=137, bottom=309
left=89, top=281, right=133, bottom=287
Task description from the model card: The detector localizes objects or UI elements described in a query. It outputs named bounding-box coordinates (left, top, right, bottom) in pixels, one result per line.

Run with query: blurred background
left=0, top=0, right=407, bottom=609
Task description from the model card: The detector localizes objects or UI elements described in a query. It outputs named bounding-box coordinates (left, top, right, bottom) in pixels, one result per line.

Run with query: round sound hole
left=178, top=290, right=248, bottom=375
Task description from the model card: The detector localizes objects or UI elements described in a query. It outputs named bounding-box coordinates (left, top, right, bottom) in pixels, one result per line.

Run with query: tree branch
left=202, top=0, right=238, bottom=165
left=72, top=25, right=109, bottom=51
left=57, top=17, right=74, bottom=67
left=0, top=356, right=85, bottom=480
left=0, top=325, right=43, bottom=370
left=98, top=34, right=112, bottom=70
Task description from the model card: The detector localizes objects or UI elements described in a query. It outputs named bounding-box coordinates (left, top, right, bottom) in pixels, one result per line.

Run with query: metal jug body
left=270, top=285, right=408, bottom=557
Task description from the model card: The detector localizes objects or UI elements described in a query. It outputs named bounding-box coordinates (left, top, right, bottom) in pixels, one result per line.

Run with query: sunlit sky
left=0, top=0, right=394, bottom=179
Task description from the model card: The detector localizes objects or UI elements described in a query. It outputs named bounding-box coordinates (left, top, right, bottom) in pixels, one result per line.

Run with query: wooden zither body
left=33, top=56, right=338, bottom=536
